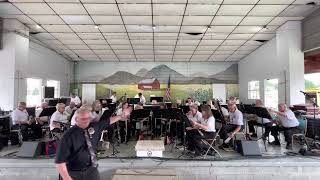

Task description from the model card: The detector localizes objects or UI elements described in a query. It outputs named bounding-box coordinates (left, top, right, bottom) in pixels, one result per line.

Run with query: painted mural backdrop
left=304, top=73, right=320, bottom=105
left=74, top=62, right=239, bottom=102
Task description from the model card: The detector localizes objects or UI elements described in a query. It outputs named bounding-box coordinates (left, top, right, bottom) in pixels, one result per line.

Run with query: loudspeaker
left=44, top=86, right=55, bottom=98
left=17, top=141, right=42, bottom=158
left=236, top=140, right=261, bottom=156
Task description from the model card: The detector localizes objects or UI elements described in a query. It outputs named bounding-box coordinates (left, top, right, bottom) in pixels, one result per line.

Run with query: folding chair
left=201, top=127, right=223, bottom=158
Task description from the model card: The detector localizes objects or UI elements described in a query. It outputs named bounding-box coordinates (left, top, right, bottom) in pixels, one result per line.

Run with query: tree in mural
left=188, top=88, right=213, bottom=102
left=305, top=79, right=318, bottom=89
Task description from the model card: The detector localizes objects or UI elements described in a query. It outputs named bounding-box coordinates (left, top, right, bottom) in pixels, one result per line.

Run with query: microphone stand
left=109, top=103, right=122, bottom=156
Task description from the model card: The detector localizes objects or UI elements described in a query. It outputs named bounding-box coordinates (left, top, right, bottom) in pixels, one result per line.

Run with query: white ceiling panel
left=49, top=3, right=86, bottom=15
left=223, top=0, right=259, bottom=4
left=77, top=33, right=103, bottom=40
left=92, top=16, right=122, bottom=24
left=173, top=54, right=192, bottom=59
left=131, top=40, right=153, bottom=45
left=84, top=4, right=119, bottom=15
left=185, top=4, right=219, bottom=15
left=244, top=41, right=263, bottom=46
left=155, top=39, right=177, bottom=45
left=252, top=33, right=275, bottom=40
left=249, top=5, right=288, bottom=16
left=233, top=50, right=252, bottom=55
left=123, top=16, right=152, bottom=25
left=194, top=50, right=214, bottom=55
left=188, top=0, right=223, bottom=4
left=70, top=25, right=100, bottom=32
left=13, top=3, right=55, bottom=14
left=2, top=14, right=34, bottom=24
left=154, top=46, right=175, bottom=50
left=51, top=33, right=80, bottom=39
left=110, top=45, right=132, bottom=49
left=177, top=39, right=200, bottom=45
left=119, top=4, right=151, bottom=15
left=240, top=16, right=274, bottom=25
left=84, top=39, right=108, bottom=45
left=268, top=16, right=304, bottom=26
left=293, top=0, right=320, bottom=4
left=136, top=54, right=154, bottom=59
left=203, top=33, right=229, bottom=39
left=153, top=16, right=182, bottom=25
left=61, top=15, right=94, bottom=24
left=153, top=4, right=186, bottom=15
left=233, top=26, right=263, bottom=33
left=182, top=16, right=212, bottom=25
left=32, top=33, right=55, bottom=40
left=211, top=16, right=243, bottom=25
left=94, top=49, right=113, bottom=55
left=217, top=46, right=240, bottom=50
left=67, top=44, right=89, bottom=50
left=42, top=25, right=73, bottom=32
left=29, top=15, right=64, bottom=24
left=61, top=39, right=84, bottom=45
left=175, top=51, right=194, bottom=55
left=154, top=26, right=180, bottom=33
left=81, top=0, right=115, bottom=3
left=217, top=5, right=254, bottom=15
left=108, top=39, right=131, bottom=44
left=214, top=50, right=234, bottom=55
left=0, top=3, right=22, bottom=15
left=99, top=25, right=126, bottom=32
left=117, top=54, right=136, bottom=59
left=199, top=40, right=224, bottom=45
left=197, top=45, right=218, bottom=50
left=88, top=44, right=110, bottom=50
left=258, top=0, right=295, bottom=4
left=74, top=49, right=94, bottom=54
left=211, top=26, right=236, bottom=33
left=135, top=50, right=154, bottom=55
left=126, top=25, right=153, bottom=33
left=222, top=39, right=246, bottom=46
left=153, top=0, right=186, bottom=3
left=238, top=45, right=259, bottom=51
left=228, top=33, right=254, bottom=39
left=279, top=5, right=319, bottom=17
left=134, top=45, right=153, bottom=50
left=181, top=26, right=207, bottom=33
left=118, top=0, right=150, bottom=3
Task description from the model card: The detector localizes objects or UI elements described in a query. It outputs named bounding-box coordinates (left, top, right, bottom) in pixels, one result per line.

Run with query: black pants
left=270, top=126, right=300, bottom=144
left=219, top=124, right=239, bottom=143
left=248, top=121, right=274, bottom=138
left=186, top=129, right=215, bottom=153
left=12, top=124, right=42, bottom=141
left=68, top=167, right=100, bottom=180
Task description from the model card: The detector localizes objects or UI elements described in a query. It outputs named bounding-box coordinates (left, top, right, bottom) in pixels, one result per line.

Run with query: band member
left=50, top=103, right=68, bottom=133
left=91, top=100, right=106, bottom=122
left=247, top=100, right=275, bottom=141
left=185, top=97, right=194, bottom=106
left=207, top=99, right=215, bottom=109
left=134, top=102, right=144, bottom=110
left=186, top=105, right=216, bottom=156
left=269, top=103, right=300, bottom=149
left=35, top=102, right=49, bottom=125
left=135, top=93, right=146, bottom=104
left=55, top=106, right=132, bottom=180
left=110, top=92, right=117, bottom=103
left=116, top=102, right=129, bottom=143
left=70, top=93, right=81, bottom=107
left=187, top=105, right=203, bottom=123
left=11, top=102, right=42, bottom=141
left=219, top=100, right=243, bottom=149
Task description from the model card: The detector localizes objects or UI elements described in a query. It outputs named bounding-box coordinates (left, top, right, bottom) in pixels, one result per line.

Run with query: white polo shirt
left=229, top=109, right=244, bottom=126
left=50, top=111, right=68, bottom=130
left=70, top=96, right=81, bottom=106
left=11, top=109, right=29, bottom=125
left=110, top=95, right=117, bottom=103
left=202, top=116, right=216, bottom=132
left=187, top=111, right=203, bottom=123
left=278, top=110, right=299, bottom=128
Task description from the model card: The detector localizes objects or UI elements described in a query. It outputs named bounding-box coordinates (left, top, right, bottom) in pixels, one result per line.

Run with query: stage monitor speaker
left=17, top=141, right=42, bottom=158
left=44, top=86, right=55, bottom=98
left=238, top=140, right=261, bottom=156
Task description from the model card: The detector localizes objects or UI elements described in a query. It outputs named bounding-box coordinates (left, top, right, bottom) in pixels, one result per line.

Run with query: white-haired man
left=50, top=103, right=68, bottom=133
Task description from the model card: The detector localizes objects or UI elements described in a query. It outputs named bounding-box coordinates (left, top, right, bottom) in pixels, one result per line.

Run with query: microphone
left=300, top=91, right=307, bottom=95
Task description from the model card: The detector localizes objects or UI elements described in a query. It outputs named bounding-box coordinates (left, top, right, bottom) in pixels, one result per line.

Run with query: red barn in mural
left=138, top=78, right=160, bottom=90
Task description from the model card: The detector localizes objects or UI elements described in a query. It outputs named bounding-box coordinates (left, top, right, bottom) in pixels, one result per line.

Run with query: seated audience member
left=70, top=93, right=81, bottom=107
left=50, top=103, right=68, bottom=133
left=247, top=100, right=275, bottom=140
left=91, top=100, right=106, bottom=122
left=185, top=97, right=194, bottom=106
left=187, top=105, right=203, bottom=123
left=269, top=103, right=300, bottom=149
left=11, top=102, right=42, bottom=141
left=219, top=100, right=244, bottom=149
left=135, top=93, right=146, bottom=104
left=35, top=102, right=49, bottom=125
left=110, top=92, right=117, bottom=103
left=186, top=105, right=216, bottom=156
left=65, top=101, right=77, bottom=116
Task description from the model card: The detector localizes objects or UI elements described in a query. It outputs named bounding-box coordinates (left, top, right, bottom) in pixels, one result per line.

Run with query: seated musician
left=185, top=97, right=194, bottom=106
left=70, top=93, right=81, bottom=107
left=186, top=105, right=216, bottom=156
left=11, top=102, right=42, bottom=141
left=91, top=100, right=106, bottom=122
left=207, top=99, right=215, bottom=109
left=116, top=102, right=129, bottom=143
left=35, top=102, right=49, bottom=125
left=134, top=102, right=144, bottom=110
left=187, top=105, right=203, bottom=123
left=135, top=92, right=146, bottom=104
left=219, top=100, right=244, bottom=149
left=50, top=103, right=68, bottom=133
left=65, top=101, right=77, bottom=117
left=247, top=100, right=275, bottom=141
left=269, top=103, right=300, bottom=149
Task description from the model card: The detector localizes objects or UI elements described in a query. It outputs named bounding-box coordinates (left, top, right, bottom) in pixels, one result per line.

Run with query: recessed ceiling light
left=94, top=25, right=99, bottom=29
left=207, top=25, right=211, bottom=30
left=36, top=24, right=41, bottom=29
left=152, top=25, right=156, bottom=29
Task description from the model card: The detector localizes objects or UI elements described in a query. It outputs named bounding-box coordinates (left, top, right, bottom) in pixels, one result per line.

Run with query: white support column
left=276, top=21, right=305, bottom=105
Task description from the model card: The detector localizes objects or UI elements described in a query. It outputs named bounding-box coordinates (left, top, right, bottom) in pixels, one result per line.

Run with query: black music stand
left=180, top=105, right=190, bottom=114
left=242, top=105, right=256, bottom=140
left=26, top=107, right=36, bottom=117
left=48, top=99, right=59, bottom=107
left=127, top=98, right=140, bottom=105
left=254, top=107, right=272, bottom=152
left=130, top=109, right=151, bottom=139
left=39, top=107, right=56, bottom=117
left=176, top=112, right=193, bottom=159
left=150, top=96, right=163, bottom=103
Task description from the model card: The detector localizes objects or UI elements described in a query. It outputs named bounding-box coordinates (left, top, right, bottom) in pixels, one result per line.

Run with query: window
left=248, top=81, right=260, bottom=99
left=264, top=79, right=279, bottom=109
left=46, top=80, right=60, bottom=98
left=26, top=78, right=42, bottom=107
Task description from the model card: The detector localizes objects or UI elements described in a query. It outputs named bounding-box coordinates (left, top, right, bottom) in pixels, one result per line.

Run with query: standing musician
left=187, top=104, right=203, bottom=123
left=55, top=106, right=132, bottom=180
left=116, top=102, right=129, bottom=143
left=186, top=105, right=216, bottom=156
left=110, top=92, right=117, bottom=103
left=269, top=103, right=300, bottom=149
left=219, top=99, right=244, bottom=149
left=135, top=93, right=146, bottom=104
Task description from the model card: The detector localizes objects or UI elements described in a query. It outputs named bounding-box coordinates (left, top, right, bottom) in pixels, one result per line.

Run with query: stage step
left=112, top=169, right=176, bottom=180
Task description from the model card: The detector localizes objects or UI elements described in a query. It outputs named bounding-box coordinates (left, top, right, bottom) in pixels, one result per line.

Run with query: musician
left=187, top=105, right=203, bottom=123
left=219, top=100, right=243, bottom=149
left=50, top=103, right=68, bottom=133
left=91, top=100, right=106, bottom=122
left=116, top=102, right=129, bottom=142
left=110, top=92, right=117, bottom=103
left=269, top=103, right=300, bottom=149
left=207, top=100, right=215, bottom=109
left=186, top=105, right=216, bottom=156
left=11, top=102, right=42, bottom=141
left=35, top=102, right=49, bottom=125
left=65, top=102, right=77, bottom=116
left=55, top=106, right=132, bottom=180
left=134, top=102, right=144, bottom=110
left=185, top=97, right=194, bottom=106
left=70, top=93, right=81, bottom=107
left=135, top=93, right=146, bottom=104
left=247, top=100, right=274, bottom=140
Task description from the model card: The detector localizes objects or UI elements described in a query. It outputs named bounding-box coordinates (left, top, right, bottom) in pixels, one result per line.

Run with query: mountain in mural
left=143, top=64, right=190, bottom=83
left=190, top=72, right=209, bottom=78
left=135, top=68, right=149, bottom=77
left=209, top=64, right=238, bottom=83
left=100, top=71, right=144, bottom=84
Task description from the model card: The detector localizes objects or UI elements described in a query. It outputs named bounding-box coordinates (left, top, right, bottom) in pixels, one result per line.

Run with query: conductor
left=55, top=106, right=132, bottom=180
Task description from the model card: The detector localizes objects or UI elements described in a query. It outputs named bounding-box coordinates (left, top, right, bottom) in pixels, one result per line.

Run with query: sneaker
left=286, top=143, right=292, bottom=150
left=269, top=141, right=280, bottom=146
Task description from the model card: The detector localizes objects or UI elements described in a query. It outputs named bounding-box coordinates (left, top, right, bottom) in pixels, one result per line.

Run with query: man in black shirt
left=55, top=106, right=131, bottom=180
